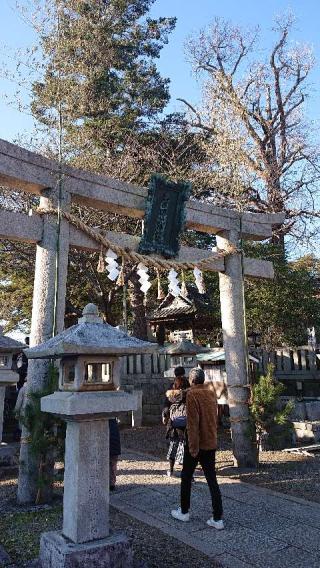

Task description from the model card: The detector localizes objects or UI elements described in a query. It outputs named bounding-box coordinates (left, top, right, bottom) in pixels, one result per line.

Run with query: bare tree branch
left=184, top=15, right=318, bottom=247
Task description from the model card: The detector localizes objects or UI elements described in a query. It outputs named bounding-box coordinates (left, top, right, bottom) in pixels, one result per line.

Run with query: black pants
left=181, top=445, right=223, bottom=521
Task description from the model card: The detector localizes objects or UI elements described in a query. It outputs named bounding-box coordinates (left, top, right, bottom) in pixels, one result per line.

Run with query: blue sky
left=0, top=0, right=320, bottom=141
left=148, top=0, right=320, bottom=121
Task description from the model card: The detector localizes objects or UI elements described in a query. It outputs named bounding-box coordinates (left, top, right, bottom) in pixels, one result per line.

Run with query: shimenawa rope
left=36, top=207, right=239, bottom=271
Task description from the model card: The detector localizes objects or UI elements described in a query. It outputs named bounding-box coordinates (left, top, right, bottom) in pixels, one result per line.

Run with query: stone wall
left=120, top=353, right=172, bottom=424
left=120, top=350, right=320, bottom=426
left=282, top=397, right=320, bottom=445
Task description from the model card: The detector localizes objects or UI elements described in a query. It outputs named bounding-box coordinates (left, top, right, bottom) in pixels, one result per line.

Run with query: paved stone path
left=111, top=450, right=320, bottom=568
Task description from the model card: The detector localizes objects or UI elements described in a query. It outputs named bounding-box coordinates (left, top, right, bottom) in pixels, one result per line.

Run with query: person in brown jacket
left=171, top=367, right=224, bottom=529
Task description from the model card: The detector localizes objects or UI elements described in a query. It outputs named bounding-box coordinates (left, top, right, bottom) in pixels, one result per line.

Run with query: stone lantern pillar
left=24, top=304, right=157, bottom=568
left=0, top=328, right=26, bottom=443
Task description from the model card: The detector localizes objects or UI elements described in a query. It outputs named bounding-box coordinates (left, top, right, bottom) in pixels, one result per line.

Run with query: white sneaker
left=207, top=518, right=224, bottom=530
left=166, top=470, right=173, bottom=477
left=171, top=507, right=190, bottom=522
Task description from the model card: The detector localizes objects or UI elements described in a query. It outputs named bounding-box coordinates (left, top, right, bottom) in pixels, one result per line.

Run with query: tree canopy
left=245, top=245, right=320, bottom=347
left=31, top=0, right=176, bottom=168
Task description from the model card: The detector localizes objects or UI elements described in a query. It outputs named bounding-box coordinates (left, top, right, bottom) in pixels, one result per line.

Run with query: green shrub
left=250, top=364, right=294, bottom=451
left=21, top=364, right=65, bottom=503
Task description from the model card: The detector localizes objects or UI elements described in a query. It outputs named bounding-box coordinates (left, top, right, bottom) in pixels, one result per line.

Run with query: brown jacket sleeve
left=186, top=391, right=200, bottom=457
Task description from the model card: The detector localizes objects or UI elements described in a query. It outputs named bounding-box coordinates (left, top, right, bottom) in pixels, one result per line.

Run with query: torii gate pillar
left=217, top=230, right=257, bottom=468
left=17, top=188, right=70, bottom=503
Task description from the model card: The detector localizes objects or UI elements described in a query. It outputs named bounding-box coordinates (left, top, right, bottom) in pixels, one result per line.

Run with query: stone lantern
left=24, top=304, right=157, bottom=568
left=164, top=333, right=207, bottom=380
left=0, top=327, right=26, bottom=443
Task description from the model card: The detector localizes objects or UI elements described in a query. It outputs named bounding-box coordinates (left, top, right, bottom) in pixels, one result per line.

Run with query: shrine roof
left=149, top=284, right=213, bottom=321
left=166, top=339, right=207, bottom=355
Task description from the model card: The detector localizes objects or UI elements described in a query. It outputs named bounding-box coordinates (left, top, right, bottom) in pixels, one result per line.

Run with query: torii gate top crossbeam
left=0, top=139, right=284, bottom=241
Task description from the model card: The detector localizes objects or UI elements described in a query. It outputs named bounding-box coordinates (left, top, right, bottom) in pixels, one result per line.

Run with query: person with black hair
left=171, top=367, right=224, bottom=529
left=162, top=366, right=189, bottom=477
left=109, top=418, right=121, bottom=491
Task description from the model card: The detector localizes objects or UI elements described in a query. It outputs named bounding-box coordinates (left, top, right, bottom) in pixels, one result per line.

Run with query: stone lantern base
left=39, top=531, right=133, bottom=568
left=38, top=391, right=137, bottom=568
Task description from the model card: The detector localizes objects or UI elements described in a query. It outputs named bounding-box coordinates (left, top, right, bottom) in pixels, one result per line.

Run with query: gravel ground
left=121, top=424, right=320, bottom=504
left=1, top=424, right=319, bottom=567
left=0, top=485, right=221, bottom=568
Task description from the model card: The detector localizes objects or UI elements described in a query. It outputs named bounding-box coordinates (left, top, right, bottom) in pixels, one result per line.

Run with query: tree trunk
left=271, top=228, right=285, bottom=253
left=266, top=176, right=286, bottom=254
left=128, top=271, right=148, bottom=340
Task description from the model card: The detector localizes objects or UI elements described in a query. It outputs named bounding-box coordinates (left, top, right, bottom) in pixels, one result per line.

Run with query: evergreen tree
left=20, top=364, right=65, bottom=504
left=244, top=245, right=320, bottom=348
left=31, top=0, right=176, bottom=168
left=0, top=241, right=34, bottom=333
left=0, top=0, right=178, bottom=339
left=250, top=364, right=294, bottom=451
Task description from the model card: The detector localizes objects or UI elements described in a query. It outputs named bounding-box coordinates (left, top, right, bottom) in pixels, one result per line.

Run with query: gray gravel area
left=121, top=424, right=320, bottom=504
left=0, top=477, right=21, bottom=513
left=0, top=477, right=221, bottom=568
left=2, top=424, right=320, bottom=568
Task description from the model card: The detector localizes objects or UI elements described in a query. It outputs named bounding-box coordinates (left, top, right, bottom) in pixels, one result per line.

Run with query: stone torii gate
left=0, top=138, right=284, bottom=502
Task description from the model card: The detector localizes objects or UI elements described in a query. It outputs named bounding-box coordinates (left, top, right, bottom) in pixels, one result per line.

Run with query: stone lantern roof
left=25, top=304, right=157, bottom=359
left=0, top=326, right=27, bottom=353
left=166, top=337, right=207, bottom=356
